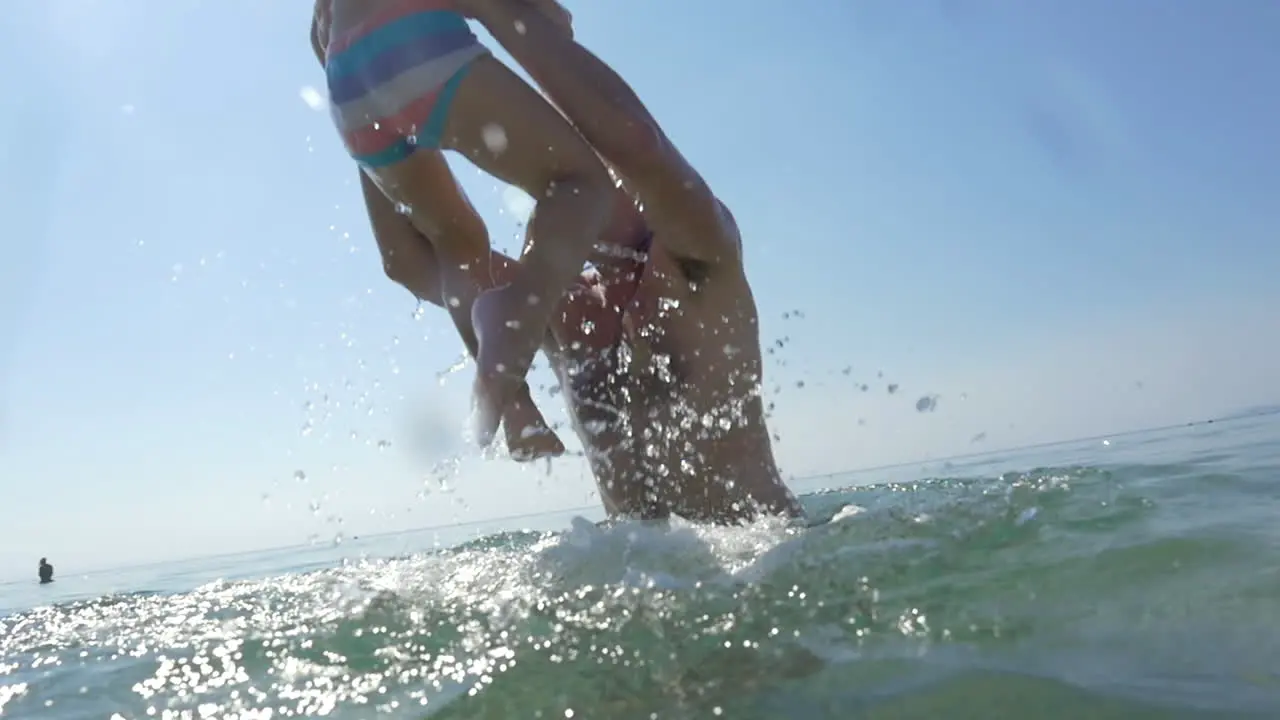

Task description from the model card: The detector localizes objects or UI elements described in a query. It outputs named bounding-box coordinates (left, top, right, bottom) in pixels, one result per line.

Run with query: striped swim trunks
left=325, top=1, right=489, bottom=168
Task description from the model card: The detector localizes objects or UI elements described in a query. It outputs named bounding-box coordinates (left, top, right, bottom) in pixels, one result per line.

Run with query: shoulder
left=715, top=198, right=744, bottom=258
left=659, top=196, right=746, bottom=288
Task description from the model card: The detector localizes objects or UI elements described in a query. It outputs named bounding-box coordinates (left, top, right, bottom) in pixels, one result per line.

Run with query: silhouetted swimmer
left=38, top=558, right=54, bottom=584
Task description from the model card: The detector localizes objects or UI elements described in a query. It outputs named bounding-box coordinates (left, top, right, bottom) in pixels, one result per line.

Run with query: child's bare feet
left=503, top=385, right=565, bottom=461
left=471, top=284, right=544, bottom=449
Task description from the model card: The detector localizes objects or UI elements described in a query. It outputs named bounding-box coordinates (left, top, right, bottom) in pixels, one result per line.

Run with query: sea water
left=3, top=414, right=1279, bottom=719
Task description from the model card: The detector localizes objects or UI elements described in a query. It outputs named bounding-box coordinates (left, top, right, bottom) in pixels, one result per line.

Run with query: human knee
left=410, top=204, right=489, bottom=270
left=430, top=229, right=490, bottom=273
left=380, top=247, right=426, bottom=295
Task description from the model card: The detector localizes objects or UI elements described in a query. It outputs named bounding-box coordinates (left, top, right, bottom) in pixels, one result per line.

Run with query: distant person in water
left=341, top=0, right=802, bottom=522
left=310, top=0, right=616, bottom=457
left=38, top=558, right=54, bottom=584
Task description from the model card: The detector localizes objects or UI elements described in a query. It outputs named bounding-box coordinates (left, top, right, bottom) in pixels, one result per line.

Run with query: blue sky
left=2, top=0, right=1278, bottom=578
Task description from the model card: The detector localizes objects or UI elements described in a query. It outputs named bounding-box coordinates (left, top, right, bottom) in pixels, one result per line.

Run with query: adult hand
left=457, top=0, right=574, bottom=39
left=530, top=0, right=574, bottom=37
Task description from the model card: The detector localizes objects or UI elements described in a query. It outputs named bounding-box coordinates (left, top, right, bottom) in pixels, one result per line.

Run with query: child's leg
left=361, top=160, right=565, bottom=460
left=373, top=54, right=616, bottom=448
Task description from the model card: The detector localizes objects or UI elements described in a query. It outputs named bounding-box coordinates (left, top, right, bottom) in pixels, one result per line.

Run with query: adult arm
left=465, top=0, right=741, bottom=267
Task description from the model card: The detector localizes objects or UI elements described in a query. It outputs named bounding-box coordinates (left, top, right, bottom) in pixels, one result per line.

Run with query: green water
left=3, top=415, right=1279, bottom=718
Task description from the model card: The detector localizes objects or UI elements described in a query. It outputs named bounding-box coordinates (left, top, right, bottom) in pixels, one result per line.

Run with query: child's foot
left=503, top=389, right=566, bottom=461
left=471, top=284, right=543, bottom=449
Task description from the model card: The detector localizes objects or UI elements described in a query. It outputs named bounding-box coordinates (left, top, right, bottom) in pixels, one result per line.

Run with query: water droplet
left=448, top=296, right=462, bottom=307
left=437, top=355, right=468, bottom=384
left=514, top=19, right=526, bottom=34
left=293, top=470, right=307, bottom=483
left=299, top=85, right=325, bottom=110
left=481, top=123, right=509, bottom=153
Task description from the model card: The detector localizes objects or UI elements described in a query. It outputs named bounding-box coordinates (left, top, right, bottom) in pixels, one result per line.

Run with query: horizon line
left=6, top=406, right=1275, bottom=583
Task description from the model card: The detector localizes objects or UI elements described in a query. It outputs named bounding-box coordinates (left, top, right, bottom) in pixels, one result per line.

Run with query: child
left=313, top=0, right=613, bottom=449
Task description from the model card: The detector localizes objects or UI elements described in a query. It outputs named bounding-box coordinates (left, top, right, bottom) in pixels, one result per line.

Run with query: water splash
left=437, top=355, right=469, bottom=385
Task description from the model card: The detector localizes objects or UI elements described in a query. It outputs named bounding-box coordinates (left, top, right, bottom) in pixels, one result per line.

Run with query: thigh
left=357, top=169, right=436, bottom=281
left=441, top=54, right=608, bottom=193
left=368, top=150, right=490, bottom=268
